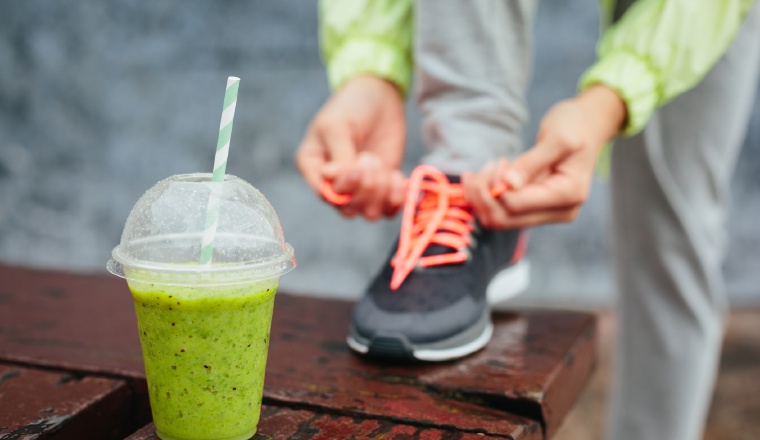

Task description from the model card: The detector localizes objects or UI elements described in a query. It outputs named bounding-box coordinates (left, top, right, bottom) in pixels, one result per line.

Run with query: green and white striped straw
left=199, top=76, right=240, bottom=265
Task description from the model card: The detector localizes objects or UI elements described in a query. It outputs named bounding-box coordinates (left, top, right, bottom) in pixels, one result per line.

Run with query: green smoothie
left=128, top=276, right=277, bottom=440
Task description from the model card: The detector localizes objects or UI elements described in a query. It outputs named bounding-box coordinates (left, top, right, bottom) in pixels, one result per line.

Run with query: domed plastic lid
left=108, top=173, right=295, bottom=286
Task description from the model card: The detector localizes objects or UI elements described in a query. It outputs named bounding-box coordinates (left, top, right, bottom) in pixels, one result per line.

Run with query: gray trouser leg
left=414, top=0, right=536, bottom=174
left=607, top=5, right=760, bottom=440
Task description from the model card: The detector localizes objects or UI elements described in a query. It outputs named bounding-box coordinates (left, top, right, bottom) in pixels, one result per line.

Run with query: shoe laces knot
left=391, top=165, right=475, bottom=290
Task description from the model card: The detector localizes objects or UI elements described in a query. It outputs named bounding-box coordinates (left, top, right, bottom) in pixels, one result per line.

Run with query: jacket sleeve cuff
left=579, top=51, right=660, bottom=136
left=325, top=38, right=412, bottom=96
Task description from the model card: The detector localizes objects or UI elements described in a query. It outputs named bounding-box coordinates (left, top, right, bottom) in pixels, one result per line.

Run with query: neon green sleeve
left=580, top=0, right=758, bottom=135
left=319, top=0, right=413, bottom=95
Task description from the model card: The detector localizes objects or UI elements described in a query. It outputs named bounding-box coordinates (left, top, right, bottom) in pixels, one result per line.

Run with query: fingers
left=487, top=206, right=582, bottom=229
left=297, top=118, right=405, bottom=220
left=345, top=153, right=386, bottom=220
left=326, top=152, right=406, bottom=220
left=498, top=172, right=590, bottom=213
left=320, top=180, right=352, bottom=206
left=500, top=139, right=594, bottom=214
left=505, top=140, right=569, bottom=190
left=464, top=159, right=511, bottom=229
left=463, top=157, right=588, bottom=230
left=320, top=122, right=357, bottom=179
left=295, top=114, right=357, bottom=196
left=384, top=170, right=407, bottom=216
left=295, top=131, right=328, bottom=194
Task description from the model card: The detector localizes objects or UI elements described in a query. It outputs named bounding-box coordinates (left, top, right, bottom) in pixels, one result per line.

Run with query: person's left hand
left=463, top=85, right=627, bottom=229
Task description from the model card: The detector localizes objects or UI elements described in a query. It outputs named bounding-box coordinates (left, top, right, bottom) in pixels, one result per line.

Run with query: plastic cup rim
left=107, top=240, right=295, bottom=287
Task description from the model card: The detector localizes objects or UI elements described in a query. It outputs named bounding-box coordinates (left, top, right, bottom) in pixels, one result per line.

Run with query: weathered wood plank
left=0, top=364, right=134, bottom=440
left=411, top=311, right=597, bottom=438
left=126, top=406, right=510, bottom=440
left=266, top=294, right=595, bottom=438
left=0, top=264, right=145, bottom=377
left=0, top=262, right=596, bottom=438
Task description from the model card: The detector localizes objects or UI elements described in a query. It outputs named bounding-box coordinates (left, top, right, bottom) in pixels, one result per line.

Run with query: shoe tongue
left=445, top=174, right=460, bottom=184
left=402, top=170, right=467, bottom=259
left=419, top=173, right=463, bottom=258
left=421, top=173, right=460, bottom=183
left=422, top=243, right=457, bottom=257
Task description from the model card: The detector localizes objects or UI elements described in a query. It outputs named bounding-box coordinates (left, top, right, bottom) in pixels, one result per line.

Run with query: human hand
left=463, top=85, right=627, bottom=228
left=295, top=75, right=407, bottom=220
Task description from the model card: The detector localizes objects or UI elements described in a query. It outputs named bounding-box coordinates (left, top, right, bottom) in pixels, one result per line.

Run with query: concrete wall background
left=0, top=0, right=758, bottom=306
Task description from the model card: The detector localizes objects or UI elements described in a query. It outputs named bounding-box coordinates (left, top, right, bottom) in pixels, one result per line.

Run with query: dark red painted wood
left=0, top=263, right=145, bottom=377
left=123, top=423, right=158, bottom=440
left=0, top=364, right=134, bottom=440
left=0, top=262, right=596, bottom=438
left=411, top=312, right=597, bottom=439
left=126, top=406, right=510, bottom=440
left=265, top=294, right=596, bottom=437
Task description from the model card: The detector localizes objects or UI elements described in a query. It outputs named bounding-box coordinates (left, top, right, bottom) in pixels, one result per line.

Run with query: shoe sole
left=347, top=308, right=493, bottom=362
left=346, top=260, right=529, bottom=362
left=487, top=260, right=530, bottom=307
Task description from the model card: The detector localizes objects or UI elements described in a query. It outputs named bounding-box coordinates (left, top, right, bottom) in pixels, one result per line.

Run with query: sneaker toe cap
left=352, top=295, right=485, bottom=344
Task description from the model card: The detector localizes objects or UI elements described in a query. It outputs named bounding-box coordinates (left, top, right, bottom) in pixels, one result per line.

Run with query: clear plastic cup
left=108, top=173, right=295, bottom=440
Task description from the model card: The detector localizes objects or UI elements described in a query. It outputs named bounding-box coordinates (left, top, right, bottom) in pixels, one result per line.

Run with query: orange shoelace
left=389, top=165, right=474, bottom=290
left=321, top=173, right=508, bottom=207
left=321, top=166, right=510, bottom=290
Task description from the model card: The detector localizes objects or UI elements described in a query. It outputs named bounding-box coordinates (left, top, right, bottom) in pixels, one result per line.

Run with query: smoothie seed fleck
left=181, top=349, right=185, bottom=352
left=168, top=295, right=173, bottom=298
left=233, top=387, right=237, bottom=390
left=171, top=322, right=175, bottom=326
left=169, top=307, right=172, bottom=310
left=178, top=410, right=184, bottom=419
left=171, top=366, right=176, bottom=370
left=166, top=392, right=170, bottom=398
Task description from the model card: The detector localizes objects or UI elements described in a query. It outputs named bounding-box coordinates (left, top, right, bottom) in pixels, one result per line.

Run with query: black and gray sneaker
left=347, top=165, right=529, bottom=362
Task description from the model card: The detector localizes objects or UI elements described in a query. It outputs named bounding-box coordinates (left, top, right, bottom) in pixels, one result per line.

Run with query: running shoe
left=346, top=165, right=529, bottom=362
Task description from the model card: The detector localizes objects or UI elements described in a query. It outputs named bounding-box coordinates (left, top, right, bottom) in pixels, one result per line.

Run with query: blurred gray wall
left=0, top=0, right=758, bottom=306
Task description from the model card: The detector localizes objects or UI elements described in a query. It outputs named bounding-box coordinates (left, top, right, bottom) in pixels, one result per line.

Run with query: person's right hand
left=296, top=75, right=407, bottom=220
left=463, top=85, right=626, bottom=228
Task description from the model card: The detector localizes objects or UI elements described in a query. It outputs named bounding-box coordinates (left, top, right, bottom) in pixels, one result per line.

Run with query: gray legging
left=413, top=1, right=760, bottom=439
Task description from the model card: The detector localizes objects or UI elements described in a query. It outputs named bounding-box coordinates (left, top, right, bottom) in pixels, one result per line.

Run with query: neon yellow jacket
left=319, top=0, right=757, bottom=135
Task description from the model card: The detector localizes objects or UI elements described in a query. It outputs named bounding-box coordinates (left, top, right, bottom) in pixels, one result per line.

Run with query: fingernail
left=340, top=167, right=356, bottom=178
left=506, top=170, right=524, bottom=189
left=358, top=152, right=380, bottom=168
left=490, top=182, right=507, bottom=198
left=323, top=163, right=338, bottom=176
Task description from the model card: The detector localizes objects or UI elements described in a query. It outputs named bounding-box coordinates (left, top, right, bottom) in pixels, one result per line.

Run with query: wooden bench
left=0, top=262, right=597, bottom=439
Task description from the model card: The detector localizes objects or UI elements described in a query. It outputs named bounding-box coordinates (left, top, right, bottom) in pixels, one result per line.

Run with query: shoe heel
left=487, top=260, right=531, bottom=306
